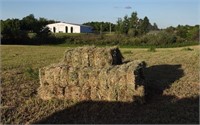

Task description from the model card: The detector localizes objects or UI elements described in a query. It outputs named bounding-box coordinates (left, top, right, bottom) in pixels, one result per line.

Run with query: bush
left=127, top=37, right=141, bottom=45
left=147, top=46, right=156, bottom=52
left=158, top=32, right=177, bottom=45
left=141, top=32, right=177, bottom=46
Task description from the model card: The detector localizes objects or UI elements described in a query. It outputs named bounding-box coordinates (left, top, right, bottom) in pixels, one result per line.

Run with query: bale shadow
left=143, top=64, right=184, bottom=100
left=34, top=64, right=199, bottom=124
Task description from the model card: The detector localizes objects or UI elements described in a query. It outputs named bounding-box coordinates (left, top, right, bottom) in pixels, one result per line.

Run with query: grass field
left=1, top=45, right=199, bottom=124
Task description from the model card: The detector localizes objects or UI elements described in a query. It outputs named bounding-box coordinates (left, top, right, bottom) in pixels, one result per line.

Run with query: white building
left=46, top=22, right=93, bottom=33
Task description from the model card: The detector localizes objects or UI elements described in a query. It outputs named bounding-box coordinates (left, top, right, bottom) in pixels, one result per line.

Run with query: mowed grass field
left=1, top=45, right=199, bottom=124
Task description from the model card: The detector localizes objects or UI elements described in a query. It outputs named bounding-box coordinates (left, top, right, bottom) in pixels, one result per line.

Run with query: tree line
left=82, top=12, right=159, bottom=35
left=115, top=12, right=159, bottom=36
left=1, top=14, right=57, bottom=44
left=165, top=25, right=199, bottom=42
left=1, top=13, right=199, bottom=46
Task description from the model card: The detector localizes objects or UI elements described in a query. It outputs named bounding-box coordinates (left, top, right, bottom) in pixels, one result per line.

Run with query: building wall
left=47, top=22, right=93, bottom=33
left=47, top=23, right=81, bottom=33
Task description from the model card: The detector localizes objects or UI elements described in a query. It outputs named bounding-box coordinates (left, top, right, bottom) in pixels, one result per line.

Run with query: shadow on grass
left=1, top=35, right=66, bottom=45
left=144, top=64, right=184, bottom=100
left=34, top=64, right=199, bottom=124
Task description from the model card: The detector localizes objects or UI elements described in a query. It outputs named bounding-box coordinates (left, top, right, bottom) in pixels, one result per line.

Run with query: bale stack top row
left=62, top=46, right=124, bottom=68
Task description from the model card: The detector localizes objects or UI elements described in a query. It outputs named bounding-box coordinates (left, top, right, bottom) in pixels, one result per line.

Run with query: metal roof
left=48, top=22, right=92, bottom=28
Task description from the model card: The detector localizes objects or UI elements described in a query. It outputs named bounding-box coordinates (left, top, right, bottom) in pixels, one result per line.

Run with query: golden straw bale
left=38, top=61, right=146, bottom=102
left=38, top=46, right=146, bottom=103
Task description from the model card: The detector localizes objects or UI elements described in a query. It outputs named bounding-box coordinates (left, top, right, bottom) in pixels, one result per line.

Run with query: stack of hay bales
left=38, top=46, right=146, bottom=102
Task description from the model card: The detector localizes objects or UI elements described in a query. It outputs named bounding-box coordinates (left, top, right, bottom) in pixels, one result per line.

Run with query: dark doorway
left=53, top=27, right=56, bottom=33
left=65, top=26, right=68, bottom=33
left=71, top=27, right=73, bottom=33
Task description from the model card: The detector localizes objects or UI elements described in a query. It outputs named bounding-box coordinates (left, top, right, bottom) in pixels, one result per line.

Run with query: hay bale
left=38, top=61, right=146, bottom=102
left=38, top=46, right=146, bottom=103
left=62, top=46, right=123, bottom=68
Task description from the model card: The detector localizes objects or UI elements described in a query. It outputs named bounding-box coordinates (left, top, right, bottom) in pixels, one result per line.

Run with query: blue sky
left=1, top=0, right=199, bottom=28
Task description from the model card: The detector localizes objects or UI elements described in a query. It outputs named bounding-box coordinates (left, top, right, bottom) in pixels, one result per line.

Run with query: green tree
left=1, top=14, right=58, bottom=44
left=187, top=25, right=199, bottom=41
left=129, top=12, right=138, bottom=29
left=140, top=16, right=151, bottom=34
left=176, top=25, right=188, bottom=38
left=1, top=19, right=21, bottom=38
left=152, top=23, right=159, bottom=30
left=21, top=14, right=37, bottom=32
left=116, top=18, right=123, bottom=34
left=115, top=11, right=158, bottom=36
left=1, top=18, right=29, bottom=44
left=122, top=15, right=130, bottom=34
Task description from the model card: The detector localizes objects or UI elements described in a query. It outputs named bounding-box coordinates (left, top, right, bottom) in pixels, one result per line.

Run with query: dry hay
left=38, top=46, right=146, bottom=102
left=62, top=46, right=124, bottom=68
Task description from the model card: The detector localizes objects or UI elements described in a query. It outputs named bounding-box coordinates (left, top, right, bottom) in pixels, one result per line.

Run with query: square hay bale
left=62, top=46, right=123, bottom=68
left=38, top=46, right=146, bottom=103
left=38, top=61, right=146, bottom=102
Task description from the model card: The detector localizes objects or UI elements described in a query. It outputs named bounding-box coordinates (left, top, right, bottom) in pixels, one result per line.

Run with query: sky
left=0, top=0, right=199, bottom=28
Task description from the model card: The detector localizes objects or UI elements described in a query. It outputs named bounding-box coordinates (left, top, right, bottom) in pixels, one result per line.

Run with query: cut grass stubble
left=1, top=45, right=199, bottom=124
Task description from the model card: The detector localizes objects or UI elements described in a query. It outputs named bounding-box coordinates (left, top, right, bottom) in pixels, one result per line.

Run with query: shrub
left=139, top=31, right=178, bottom=46
left=147, top=46, right=156, bottom=52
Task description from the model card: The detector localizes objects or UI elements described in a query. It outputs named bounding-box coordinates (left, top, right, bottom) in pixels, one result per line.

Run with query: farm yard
left=1, top=45, right=199, bottom=124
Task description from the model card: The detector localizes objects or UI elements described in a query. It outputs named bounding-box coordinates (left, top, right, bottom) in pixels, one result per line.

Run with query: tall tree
left=1, top=19, right=21, bottom=38
left=140, top=16, right=151, bottom=34
left=129, top=12, right=138, bottom=29
left=122, top=15, right=130, bottom=34
left=116, top=18, right=123, bottom=34
left=115, top=11, right=159, bottom=36
left=153, top=23, right=159, bottom=30
left=21, top=14, right=37, bottom=32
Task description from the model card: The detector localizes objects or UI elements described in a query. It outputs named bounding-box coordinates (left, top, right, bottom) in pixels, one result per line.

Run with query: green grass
left=24, top=67, right=39, bottom=80
left=1, top=45, right=199, bottom=124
